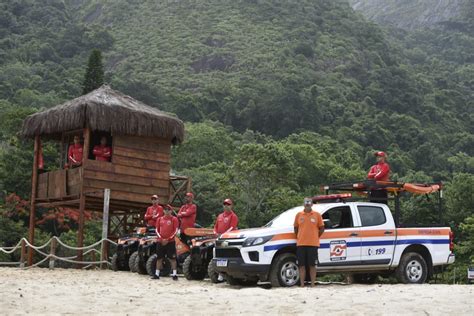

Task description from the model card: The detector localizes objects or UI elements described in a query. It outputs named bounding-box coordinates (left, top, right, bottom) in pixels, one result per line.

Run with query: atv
left=145, top=235, right=190, bottom=277
left=111, top=227, right=147, bottom=271
left=182, top=228, right=221, bottom=282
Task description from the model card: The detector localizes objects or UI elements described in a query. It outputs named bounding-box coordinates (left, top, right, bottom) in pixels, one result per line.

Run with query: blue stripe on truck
left=263, top=239, right=449, bottom=251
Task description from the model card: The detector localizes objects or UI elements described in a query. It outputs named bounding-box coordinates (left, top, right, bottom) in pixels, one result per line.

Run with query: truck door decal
left=330, top=240, right=347, bottom=261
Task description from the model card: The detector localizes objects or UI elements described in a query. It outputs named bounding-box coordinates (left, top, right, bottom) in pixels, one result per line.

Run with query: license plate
left=216, top=259, right=228, bottom=267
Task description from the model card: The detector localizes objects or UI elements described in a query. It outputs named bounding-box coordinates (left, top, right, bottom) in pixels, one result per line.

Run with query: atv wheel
left=207, top=260, right=222, bottom=283
left=269, top=253, right=299, bottom=287
left=396, top=252, right=428, bottom=284
left=111, top=253, right=119, bottom=271
left=137, top=256, right=148, bottom=275
left=183, top=256, right=206, bottom=280
left=129, top=251, right=139, bottom=273
left=146, top=254, right=172, bottom=277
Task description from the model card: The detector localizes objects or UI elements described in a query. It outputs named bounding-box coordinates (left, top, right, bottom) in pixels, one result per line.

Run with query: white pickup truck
left=213, top=183, right=455, bottom=287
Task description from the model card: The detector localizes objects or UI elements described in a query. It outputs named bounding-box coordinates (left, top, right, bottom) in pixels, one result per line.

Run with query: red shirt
left=68, top=143, right=83, bottom=165
left=144, top=205, right=164, bottom=227
left=214, top=210, right=239, bottom=234
left=177, top=203, right=197, bottom=231
left=155, top=215, right=179, bottom=241
left=367, top=162, right=390, bottom=181
left=93, top=145, right=112, bottom=161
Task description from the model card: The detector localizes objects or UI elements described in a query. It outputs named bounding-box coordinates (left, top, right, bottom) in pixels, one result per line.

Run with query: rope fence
left=0, top=237, right=117, bottom=269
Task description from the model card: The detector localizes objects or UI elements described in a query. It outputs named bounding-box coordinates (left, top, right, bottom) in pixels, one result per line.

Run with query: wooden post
left=101, top=188, right=110, bottom=269
left=49, top=238, right=56, bottom=269
left=27, top=135, right=40, bottom=266
left=77, top=127, right=90, bottom=264
left=186, top=177, right=192, bottom=193
left=20, top=239, right=26, bottom=268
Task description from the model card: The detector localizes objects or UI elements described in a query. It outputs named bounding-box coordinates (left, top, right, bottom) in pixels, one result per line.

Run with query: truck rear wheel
left=396, top=252, right=428, bottom=284
left=129, top=251, right=139, bottom=273
left=269, top=253, right=299, bottom=287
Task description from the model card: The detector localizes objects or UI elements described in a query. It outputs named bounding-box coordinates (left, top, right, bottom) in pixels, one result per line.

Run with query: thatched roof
left=21, top=85, right=184, bottom=144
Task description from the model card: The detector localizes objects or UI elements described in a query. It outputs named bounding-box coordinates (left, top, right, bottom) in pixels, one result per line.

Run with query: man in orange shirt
left=294, top=197, right=324, bottom=287
left=68, top=135, right=83, bottom=167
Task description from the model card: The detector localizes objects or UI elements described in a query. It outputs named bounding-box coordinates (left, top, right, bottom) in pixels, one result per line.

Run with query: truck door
left=318, top=205, right=361, bottom=266
left=356, top=204, right=396, bottom=266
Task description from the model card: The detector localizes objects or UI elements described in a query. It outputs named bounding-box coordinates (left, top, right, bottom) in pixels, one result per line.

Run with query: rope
left=0, top=237, right=117, bottom=268
left=0, top=239, right=24, bottom=254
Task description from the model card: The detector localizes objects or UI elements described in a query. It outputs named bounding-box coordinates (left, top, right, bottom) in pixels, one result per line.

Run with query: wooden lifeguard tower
left=21, top=85, right=189, bottom=264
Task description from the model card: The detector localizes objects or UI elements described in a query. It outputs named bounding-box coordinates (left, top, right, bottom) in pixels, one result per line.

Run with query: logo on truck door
left=330, top=240, right=347, bottom=261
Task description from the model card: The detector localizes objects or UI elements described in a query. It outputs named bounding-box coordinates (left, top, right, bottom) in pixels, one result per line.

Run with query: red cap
left=151, top=194, right=159, bottom=200
left=185, top=192, right=194, bottom=198
left=374, top=151, right=386, bottom=157
left=223, top=198, right=233, bottom=205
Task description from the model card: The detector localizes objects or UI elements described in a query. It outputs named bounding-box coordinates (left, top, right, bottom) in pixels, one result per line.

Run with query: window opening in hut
left=90, top=132, right=112, bottom=162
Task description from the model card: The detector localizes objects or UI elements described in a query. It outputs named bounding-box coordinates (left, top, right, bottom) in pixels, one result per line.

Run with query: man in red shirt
left=177, top=192, right=197, bottom=244
left=92, top=136, right=112, bottom=161
left=68, top=135, right=83, bottom=167
left=144, top=195, right=164, bottom=228
left=214, top=198, right=239, bottom=235
left=367, top=151, right=391, bottom=204
left=153, top=205, right=179, bottom=280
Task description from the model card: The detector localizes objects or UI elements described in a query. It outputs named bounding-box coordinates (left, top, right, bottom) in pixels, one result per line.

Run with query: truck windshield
left=265, top=206, right=322, bottom=228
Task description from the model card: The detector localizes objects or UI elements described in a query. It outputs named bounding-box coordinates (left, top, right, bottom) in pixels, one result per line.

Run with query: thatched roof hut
left=21, top=85, right=184, bottom=144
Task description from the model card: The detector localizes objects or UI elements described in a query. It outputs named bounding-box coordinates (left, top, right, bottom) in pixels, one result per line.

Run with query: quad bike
left=181, top=228, right=221, bottom=282
left=111, top=227, right=147, bottom=271
left=145, top=235, right=190, bottom=277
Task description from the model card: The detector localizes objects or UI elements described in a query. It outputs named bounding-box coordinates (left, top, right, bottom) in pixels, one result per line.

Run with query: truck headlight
left=243, top=235, right=273, bottom=247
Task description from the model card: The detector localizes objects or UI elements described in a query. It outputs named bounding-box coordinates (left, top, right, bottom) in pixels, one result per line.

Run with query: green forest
left=0, top=0, right=472, bottom=281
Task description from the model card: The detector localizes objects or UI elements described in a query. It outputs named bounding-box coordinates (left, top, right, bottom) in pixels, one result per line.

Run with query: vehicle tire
left=269, top=253, right=299, bottom=287
left=183, top=256, right=206, bottom=280
left=129, top=251, right=139, bottom=273
left=353, top=273, right=378, bottom=284
left=396, top=252, right=428, bottom=284
left=137, top=256, right=148, bottom=275
left=208, top=260, right=222, bottom=284
left=146, top=254, right=158, bottom=276
left=161, top=258, right=172, bottom=277
left=111, top=253, right=119, bottom=271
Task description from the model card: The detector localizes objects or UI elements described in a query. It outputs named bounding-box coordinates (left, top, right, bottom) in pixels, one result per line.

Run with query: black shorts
left=296, top=246, right=319, bottom=267
left=156, top=242, right=176, bottom=259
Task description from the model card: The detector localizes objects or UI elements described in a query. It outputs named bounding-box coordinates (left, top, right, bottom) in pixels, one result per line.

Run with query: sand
left=0, top=267, right=472, bottom=315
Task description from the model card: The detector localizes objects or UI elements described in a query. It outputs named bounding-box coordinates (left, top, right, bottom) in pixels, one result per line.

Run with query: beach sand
left=0, top=267, right=472, bottom=315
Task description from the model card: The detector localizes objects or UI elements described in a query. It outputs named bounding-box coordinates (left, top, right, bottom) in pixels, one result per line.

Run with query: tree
left=82, top=49, right=104, bottom=94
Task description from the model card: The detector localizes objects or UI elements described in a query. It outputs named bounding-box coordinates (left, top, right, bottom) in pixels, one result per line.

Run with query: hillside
left=349, top=0, right=467, bottom=29
left=0, top=0, right=473, bottom=276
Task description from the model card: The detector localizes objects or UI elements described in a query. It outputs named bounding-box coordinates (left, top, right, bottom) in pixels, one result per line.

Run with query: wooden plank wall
left=83, top=135, right=171, bottom=205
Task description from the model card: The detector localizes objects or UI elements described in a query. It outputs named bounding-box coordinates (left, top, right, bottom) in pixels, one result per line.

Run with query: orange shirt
left=294, top=211, right=324, bottom=247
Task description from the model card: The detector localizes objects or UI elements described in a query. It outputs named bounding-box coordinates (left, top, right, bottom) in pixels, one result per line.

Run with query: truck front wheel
left=269, top=253, right=299, bottom=287
left=396, top=252, right=428, bottom=284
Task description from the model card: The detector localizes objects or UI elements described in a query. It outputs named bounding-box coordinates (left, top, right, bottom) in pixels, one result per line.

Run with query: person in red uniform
left=68, top=135, right=83, bottom=167
left=92, top=136, right=112, bottom=161
left=177, top=192, right=197, bottom=244
left=367, top=151, right=391, bottom=204
left=214, top=198, right=239, bottom=235
left=153, top=205, right=179, bottom=280
left=144, top=195, right=164, bottom=228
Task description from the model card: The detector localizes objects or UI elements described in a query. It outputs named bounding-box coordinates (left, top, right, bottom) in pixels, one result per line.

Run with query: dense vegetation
left=0, top=0, right=472, bottom=281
